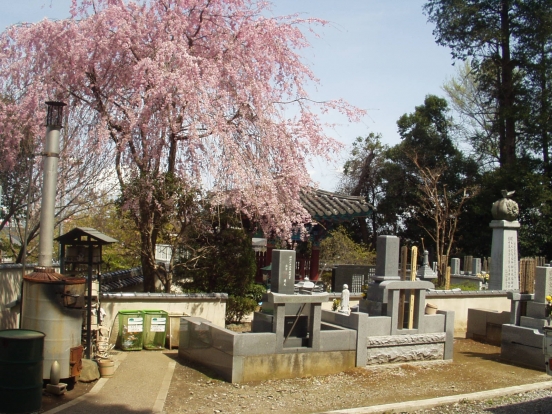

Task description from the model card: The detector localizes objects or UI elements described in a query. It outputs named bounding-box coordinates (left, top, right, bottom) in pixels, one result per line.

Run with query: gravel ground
left=163, top=338, right=552, bottom=413
left=40, top=336, right=552, bottom=413
left=412, top=389, right=552, bottom=413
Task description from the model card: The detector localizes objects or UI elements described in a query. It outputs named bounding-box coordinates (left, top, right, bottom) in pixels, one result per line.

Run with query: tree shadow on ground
left=457, top=350, right=503, bottom=362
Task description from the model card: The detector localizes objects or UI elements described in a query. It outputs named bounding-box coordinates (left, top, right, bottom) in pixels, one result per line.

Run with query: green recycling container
left=143, top=310, right=168, bottom=350
left=0, top=329, right=45, bottom=414
left=117, top=311, right=144, bottom=351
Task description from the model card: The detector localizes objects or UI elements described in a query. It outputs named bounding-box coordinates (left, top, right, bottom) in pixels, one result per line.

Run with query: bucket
left=0, top=329, right=45, bottom=414
left=97, top=359, right=115, bottom=378
left=425, top=303, right=438, bottom=315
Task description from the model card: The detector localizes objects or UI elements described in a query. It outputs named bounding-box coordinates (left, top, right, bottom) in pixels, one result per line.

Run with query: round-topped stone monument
left=491, top=190, right=519, bottom=221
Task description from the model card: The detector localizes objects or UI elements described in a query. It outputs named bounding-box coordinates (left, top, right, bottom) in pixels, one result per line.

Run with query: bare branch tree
left=409, top=153, right=479, bottom=285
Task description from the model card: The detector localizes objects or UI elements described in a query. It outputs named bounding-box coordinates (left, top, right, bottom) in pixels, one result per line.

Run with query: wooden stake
left=408, top=246, right=418, bottom=329
left=398, top=246, right=408, bottom=329
left=445, top=266, right=451, bottom=290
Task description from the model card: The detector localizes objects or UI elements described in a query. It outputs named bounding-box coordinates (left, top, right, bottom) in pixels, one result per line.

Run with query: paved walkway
left=43, top=351, right=176, bottom=414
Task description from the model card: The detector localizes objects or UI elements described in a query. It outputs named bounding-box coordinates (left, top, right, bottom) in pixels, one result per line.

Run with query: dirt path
left=163, top=339, right=551, bottom=413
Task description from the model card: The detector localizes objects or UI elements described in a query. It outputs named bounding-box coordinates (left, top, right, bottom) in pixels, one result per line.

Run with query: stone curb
left=319, top=380, right=552, bottom=413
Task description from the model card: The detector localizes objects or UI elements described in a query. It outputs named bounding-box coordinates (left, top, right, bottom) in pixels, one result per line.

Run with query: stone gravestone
left=417, top=250, right=437, bottom=281
left=534, top=266, right=552, bottom=304
left=361, top=235, right=401, bottom=315
left=271, top=249, right=296, bottom=294
left=463, top=256, right=473, bottom=275
left=373, top=235, right=400, bottom=281
left=489, top=191, right=520, bottom=291
left=331, top=265, right=372, bottom=293
left=450, top=258, right=460, bottom=276
left=472, top=258, right=482, bottom=276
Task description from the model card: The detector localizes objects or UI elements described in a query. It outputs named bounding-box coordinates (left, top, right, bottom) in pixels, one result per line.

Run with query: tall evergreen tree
left=339, top=133, right=388, bottom=248
left=424, top=0, right=518, bottom=166
left=514, top=0, right=552, bottom=176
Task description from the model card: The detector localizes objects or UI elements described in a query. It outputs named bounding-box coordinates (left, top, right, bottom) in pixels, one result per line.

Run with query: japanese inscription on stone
left=503, top=235, right=518, bottom=290
left=271, top=249, right=296, bottom=294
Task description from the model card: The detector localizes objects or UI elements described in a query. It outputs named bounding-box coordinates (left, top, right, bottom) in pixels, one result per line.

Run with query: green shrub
left=226, top=296, right=257, bottom=324
left=449, top=282, right=480, bottom=291
left=246, top=283, right=266, bottom=304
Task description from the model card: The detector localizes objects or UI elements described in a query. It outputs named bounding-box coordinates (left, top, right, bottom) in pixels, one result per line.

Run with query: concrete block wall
left=101, top=292, right=228, bottom=346
left=426, top=290, right=510, bottom=337
left=466, top=308, right=511, bottom=345
left=0, top=264, right=34, bottom=330
left=178, top=316, right=357, bottom=383
left=501, top=324, right=546, bottom=371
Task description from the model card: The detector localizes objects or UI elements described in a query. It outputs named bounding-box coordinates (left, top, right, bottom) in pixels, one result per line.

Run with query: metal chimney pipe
left=38, top=101, right=66, bottom=267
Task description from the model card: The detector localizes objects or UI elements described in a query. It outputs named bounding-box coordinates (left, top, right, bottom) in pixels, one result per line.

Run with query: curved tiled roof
left=300, top=189, right=373, bottom=222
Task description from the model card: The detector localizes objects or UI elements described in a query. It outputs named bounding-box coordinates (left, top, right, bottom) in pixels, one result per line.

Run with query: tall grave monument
left=489, top=190, right=520, bottom=291
left=362, top=235, right=401, bottom=315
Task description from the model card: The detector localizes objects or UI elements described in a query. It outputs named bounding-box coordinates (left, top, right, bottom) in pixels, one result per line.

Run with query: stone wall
left=0, top=264, right=33, bottom=329
left=178, top=316, right=357, bottom=383
left=466, top=308, right=511, bottom=345
left=101, top=292, right=228, bottom=347
left=425, top=290, right=511, bottom=337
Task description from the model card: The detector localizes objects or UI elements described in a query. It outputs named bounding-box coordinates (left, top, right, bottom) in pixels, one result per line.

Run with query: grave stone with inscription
left=331, top=265, right=372, bottom=293
left=472, top=258, right=482, bottom=276
left=362, top=235, right=401, bottom=315
left=450, top=258, right=460, bottom=276
left=271, top=249, right=296, bottom=294
left=489, top=191, right=520, bottom=291
left=373, top=235, right=400, bottom=281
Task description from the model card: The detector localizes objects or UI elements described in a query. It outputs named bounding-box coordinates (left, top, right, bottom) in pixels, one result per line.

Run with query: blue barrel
left=0, top=329, right=45, bottom=414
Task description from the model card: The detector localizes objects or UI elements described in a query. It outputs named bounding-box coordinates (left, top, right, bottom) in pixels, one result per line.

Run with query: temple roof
left=300, top=189, right=373, bottom=222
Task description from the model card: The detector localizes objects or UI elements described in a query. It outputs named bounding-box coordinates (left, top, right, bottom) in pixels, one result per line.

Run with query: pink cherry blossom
left=0, top=0, right=364, bottom=290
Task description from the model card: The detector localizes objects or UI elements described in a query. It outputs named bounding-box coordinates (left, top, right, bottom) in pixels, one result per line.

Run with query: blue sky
left=1, top=1, right=458, bottom=191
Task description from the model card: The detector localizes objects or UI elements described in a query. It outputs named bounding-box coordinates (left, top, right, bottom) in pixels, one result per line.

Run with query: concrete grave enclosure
left=179, top=243, right=455, bottom=383
left=499, top=266, right=552, bottom=370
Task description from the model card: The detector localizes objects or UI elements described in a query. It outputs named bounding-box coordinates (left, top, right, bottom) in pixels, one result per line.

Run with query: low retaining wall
left=178, top=316, right=357, bottom=383
left=101, top=292, right=228, bottom=347
left=326, top=291, right=510, bottom=338
left=0, top=264, right=23, bottom=330
left=425, top=290, right=510, bottom=338
left=466, top=308, right=511, bottom=345
left=501, top=324, right=545, bottom=371
left=0, top=264, right=39, bottom=330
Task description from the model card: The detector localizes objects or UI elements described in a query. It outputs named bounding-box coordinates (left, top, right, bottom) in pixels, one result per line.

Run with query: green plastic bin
left=143, top=310, right=168, bottom=350
left=118, top=310, right=144, bottom=351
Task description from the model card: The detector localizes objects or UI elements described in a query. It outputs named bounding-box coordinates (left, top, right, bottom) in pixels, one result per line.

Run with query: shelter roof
left=300, top=189, right=373, bottom=222
left=55, top=227, right=118, bottom=245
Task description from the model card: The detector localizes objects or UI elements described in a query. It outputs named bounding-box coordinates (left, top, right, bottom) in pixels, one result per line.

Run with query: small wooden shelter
left=55, top=227, right=117, bottom=358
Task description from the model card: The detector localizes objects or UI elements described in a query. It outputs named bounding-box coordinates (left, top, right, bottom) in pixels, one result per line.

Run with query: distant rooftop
left=300, top=189, right=373, bottom=222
